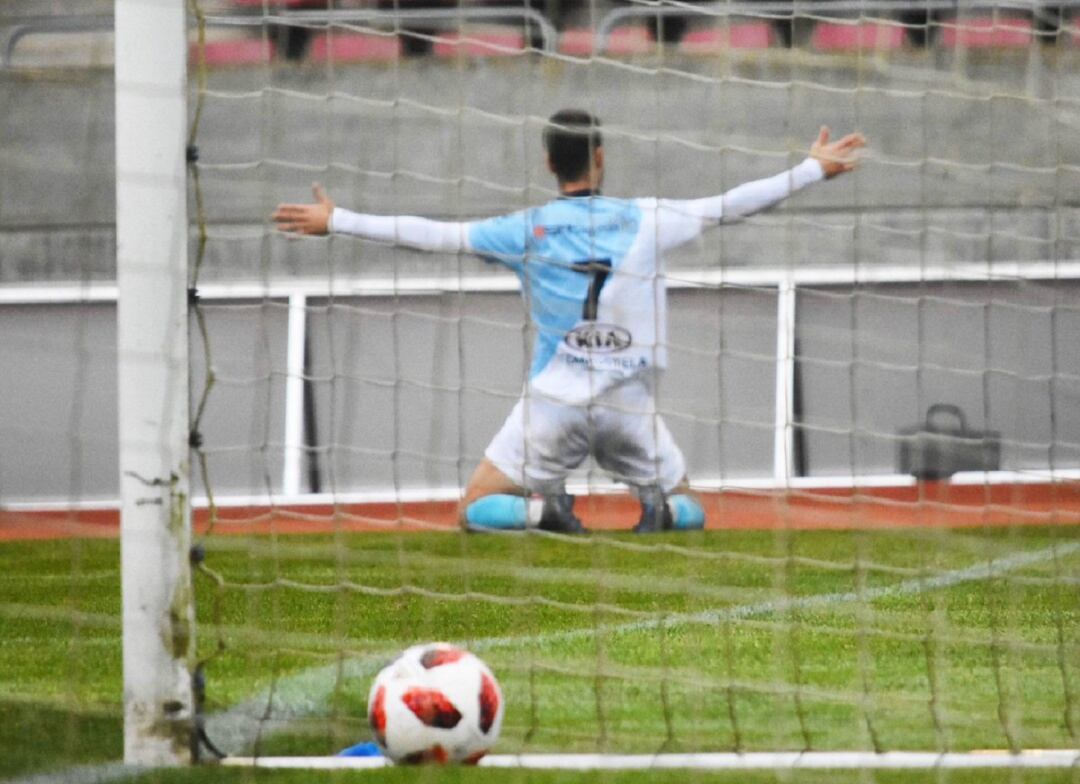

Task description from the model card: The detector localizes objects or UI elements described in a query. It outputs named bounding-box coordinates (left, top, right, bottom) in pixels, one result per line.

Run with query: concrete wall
left=3, top=44, right=1080, bottom=502
left=4, top=52, right=1080, bottom=283
left=0, top=304, right=117, bottom=501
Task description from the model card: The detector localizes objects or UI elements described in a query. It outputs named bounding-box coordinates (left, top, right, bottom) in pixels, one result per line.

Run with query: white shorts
left=484, top=375, right=686, bottom=494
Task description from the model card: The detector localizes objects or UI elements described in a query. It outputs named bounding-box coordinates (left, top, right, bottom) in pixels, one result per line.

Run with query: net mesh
left=1, top=0, right=1079, bottom=776
left=179, top=0, right=1080, bottom=762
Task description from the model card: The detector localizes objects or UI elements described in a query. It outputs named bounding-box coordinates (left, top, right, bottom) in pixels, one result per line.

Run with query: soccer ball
left=367, top=642, right=504, bottom=764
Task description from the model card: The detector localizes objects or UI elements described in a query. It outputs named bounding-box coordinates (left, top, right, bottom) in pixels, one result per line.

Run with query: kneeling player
left=273, top=110, right=864, bottom=532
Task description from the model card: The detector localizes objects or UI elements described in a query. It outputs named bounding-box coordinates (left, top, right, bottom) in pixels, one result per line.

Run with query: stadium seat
left=680, top=23, right=775, bottom=52
left=432, top=31, right=527, bottom=57
left=938, top=16, right=1033, bottom=47
left=308, top=33, right=402, bottom=63
left=559, top=27, right=654, bottom=57
left=191, top=38, right=274, bottom=66
left=811, top=21, right=907, bottom=51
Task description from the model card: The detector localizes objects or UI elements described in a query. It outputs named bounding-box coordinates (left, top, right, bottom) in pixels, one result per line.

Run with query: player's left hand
left=810, top=126, right=866, bottom=178
left=272, top=183, right=334, bottom=235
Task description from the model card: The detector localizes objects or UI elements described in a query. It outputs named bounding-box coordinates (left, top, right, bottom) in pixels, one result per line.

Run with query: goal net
left=180, top=0, right=1080, bottom=769
left=2, top=0, right=1080, bottom=777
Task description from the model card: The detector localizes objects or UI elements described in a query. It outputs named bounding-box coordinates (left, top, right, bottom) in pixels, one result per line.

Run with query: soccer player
left=273, top=110, right=864, bottom=533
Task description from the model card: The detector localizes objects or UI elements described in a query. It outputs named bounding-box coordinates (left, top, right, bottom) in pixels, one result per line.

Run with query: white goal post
left=115, top=0, right=195, bottom=766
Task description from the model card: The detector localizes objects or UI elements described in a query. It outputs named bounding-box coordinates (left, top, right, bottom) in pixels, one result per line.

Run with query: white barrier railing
left=1, top=5, right=557, bottom=66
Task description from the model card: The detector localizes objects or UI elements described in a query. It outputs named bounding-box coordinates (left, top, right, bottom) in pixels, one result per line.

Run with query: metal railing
left=595, top=0, right=1077, bottom=53
left=1, top=13, right=112, bottom=67
left=5, top=0, right=1076, bottom=66
left=1, top=5, right=557, bottom=67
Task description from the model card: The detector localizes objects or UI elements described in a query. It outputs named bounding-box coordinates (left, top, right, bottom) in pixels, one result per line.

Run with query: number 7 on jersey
left=571, top=258, right=612, bottom=321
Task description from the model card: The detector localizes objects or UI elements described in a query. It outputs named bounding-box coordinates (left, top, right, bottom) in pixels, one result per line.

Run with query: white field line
left=227, top=750, right=1080, bottom=770
left=10, top=540, right=1079, bottom=784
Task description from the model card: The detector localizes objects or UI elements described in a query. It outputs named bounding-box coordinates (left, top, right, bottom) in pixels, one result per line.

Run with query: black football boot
left=537, top=492, right=587, bottom=534
left=632, top=486, right=674, bottom=533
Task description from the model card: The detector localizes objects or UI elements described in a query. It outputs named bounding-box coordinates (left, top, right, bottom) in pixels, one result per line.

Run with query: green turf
left=108, top=768, right=1080, bottom=784
left=1, top=526, right=1078, bottom=783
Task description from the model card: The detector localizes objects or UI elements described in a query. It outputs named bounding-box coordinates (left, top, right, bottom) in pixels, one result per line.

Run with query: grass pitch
left=1, top=524, right=1078, bottom=783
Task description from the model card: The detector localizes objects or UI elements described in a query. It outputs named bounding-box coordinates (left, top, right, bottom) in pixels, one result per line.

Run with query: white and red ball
left=367, top=643, right=504, bottom=764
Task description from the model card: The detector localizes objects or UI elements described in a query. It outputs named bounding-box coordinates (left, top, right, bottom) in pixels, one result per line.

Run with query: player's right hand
left=272, top=183, right=334, bottom=235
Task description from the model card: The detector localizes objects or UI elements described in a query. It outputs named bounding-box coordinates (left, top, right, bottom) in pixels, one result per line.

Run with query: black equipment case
left=897, top=404, right=1001, bottom=481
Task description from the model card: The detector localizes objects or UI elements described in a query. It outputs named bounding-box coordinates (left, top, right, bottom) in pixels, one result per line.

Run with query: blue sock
left=668, top=494, right=705, bottom=530
left=338, top=741, right=383, bottom=757
left=465, top=494, right=529, bottom=530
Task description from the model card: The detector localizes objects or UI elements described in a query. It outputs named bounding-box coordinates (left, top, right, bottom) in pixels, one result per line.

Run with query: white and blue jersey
left=468, top=194, right=675, bottom=404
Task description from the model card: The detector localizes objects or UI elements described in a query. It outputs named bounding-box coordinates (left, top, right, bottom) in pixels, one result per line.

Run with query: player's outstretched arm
left=714, top=126, right=865, bottom=220
left=652, top=126, right=865, bottom=250
left=273, top=183, right=471, bottom=254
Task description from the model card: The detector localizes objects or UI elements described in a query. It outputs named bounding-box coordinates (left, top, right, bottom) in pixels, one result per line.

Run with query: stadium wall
left=3, top=56, right=1078, bottom=284
left=2, top=54, right=1079, bottom=505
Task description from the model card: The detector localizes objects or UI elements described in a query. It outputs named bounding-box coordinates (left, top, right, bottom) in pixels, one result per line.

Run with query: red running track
left=3, top=482, right=1080, bottom=541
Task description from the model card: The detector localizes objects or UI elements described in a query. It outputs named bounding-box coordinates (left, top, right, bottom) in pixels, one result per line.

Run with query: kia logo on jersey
left=565, top=323, right=632, bottom=353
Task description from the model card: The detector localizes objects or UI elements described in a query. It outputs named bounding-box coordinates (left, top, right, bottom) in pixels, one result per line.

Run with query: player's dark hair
left=543, top=109, right=602, bottom=183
